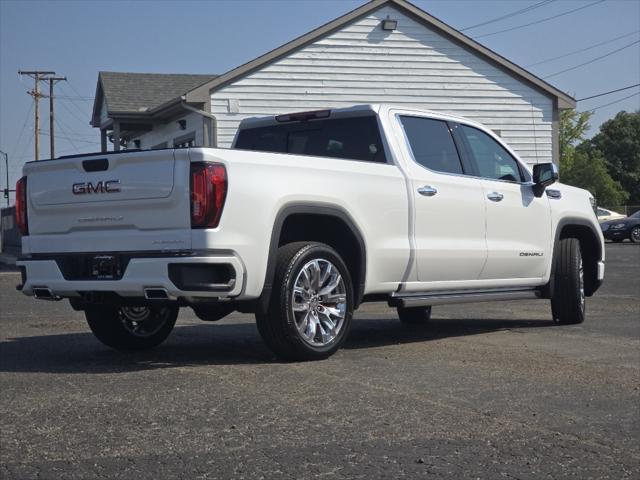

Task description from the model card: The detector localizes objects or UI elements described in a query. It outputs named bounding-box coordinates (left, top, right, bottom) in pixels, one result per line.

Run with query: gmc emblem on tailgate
left=72, top=180, right=121, bottom=195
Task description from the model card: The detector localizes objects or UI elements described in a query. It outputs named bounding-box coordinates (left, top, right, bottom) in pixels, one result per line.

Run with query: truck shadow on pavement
left=0, top=316, right=555, bottom=374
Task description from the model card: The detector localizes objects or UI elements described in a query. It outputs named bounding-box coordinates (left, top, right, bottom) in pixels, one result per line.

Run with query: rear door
left=453, top=124, right=551, bottom=280
left=24, top=149, right=192, bottom=253
left=397, top=114, right=487, bottom=284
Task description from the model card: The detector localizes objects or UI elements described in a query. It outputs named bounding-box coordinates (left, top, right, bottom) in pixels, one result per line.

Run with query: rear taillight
left=15, top=176, right=28, bottom=236
left=190, top=162, right=227, bottom=228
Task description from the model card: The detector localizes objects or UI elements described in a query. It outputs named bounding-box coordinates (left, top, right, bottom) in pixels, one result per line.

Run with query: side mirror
left=532, top=162, right=558, bottom=197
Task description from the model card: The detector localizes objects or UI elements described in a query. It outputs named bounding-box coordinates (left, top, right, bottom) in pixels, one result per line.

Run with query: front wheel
left=551, top=238, right=585, bottom=325
left=630, top=226, right=640, bottom=243
left=256, top=242, right=353, bottom=361
left=86, top=305, right=178, bottom=350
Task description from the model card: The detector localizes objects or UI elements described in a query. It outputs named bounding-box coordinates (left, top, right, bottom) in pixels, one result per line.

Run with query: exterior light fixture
left=133, top=140, right=141, bottom=149
left=178, top=119, right=187, bottom=130
left=381, top=16, right=397, bottom=31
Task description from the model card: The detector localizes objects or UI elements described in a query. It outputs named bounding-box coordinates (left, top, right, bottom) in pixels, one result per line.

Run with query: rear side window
left=235, top=115, right=387, bottom=163
left=400, top=116, right=463, bottom=175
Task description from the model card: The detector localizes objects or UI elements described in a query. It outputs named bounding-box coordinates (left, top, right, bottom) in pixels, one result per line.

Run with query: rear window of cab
left=235, top=115, right=387, bottom=163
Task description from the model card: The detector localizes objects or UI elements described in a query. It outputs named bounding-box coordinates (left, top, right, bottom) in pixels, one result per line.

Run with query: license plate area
left=90, top=255, right=122, bottom=280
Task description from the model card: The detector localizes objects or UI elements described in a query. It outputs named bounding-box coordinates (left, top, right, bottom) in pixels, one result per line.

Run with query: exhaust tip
left=144, top=288, right=170, bottom=300
left=33, top=287, right=61, bottom=301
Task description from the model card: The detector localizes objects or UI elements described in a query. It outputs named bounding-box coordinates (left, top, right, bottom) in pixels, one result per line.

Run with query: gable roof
left=185, top=0, right=575, bottom=109
left=91, top=72, right=216, bottom=126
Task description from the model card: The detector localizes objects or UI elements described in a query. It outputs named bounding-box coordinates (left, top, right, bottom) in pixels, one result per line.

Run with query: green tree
left=559, top=109, right=592, bottom=172
left=562, top=148, right=629, bottom=206
left=559, top=109, right=630, bottom=206
left=588, top=111, right=640, bottom=204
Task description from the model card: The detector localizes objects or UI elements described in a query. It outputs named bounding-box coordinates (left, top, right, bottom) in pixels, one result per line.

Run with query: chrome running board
left=390, top=288, right=540, bottom=308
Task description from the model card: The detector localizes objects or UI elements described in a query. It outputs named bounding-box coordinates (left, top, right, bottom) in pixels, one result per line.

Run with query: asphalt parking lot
left=1, top=243, right=638, bottom=479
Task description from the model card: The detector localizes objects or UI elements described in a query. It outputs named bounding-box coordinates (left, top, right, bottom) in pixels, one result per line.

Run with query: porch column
left=100, top=129, right=107, bottom=152
left=112, top=122, right=121, bottom=152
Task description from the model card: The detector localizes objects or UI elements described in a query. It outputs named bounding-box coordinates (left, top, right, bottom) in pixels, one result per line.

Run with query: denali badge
left=72, top=180, right=121, bottom=195
left=520, top=252, right=543, bottom=257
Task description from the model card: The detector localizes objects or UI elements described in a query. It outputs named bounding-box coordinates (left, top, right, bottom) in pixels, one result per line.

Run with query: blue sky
left=1, top=0, right=639, bottom=198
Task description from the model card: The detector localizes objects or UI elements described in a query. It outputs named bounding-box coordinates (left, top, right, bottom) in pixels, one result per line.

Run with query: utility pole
left=0, top=150, right=9, bottom=207
left=47, top=76, right=67, bottom=159
left=18, top=70, right=55, bottom=161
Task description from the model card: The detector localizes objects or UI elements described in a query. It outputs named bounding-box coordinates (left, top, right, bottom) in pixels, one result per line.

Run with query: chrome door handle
left=487, top=191, right=504, bottom=202
left=417, top=185, right=438, bottom=197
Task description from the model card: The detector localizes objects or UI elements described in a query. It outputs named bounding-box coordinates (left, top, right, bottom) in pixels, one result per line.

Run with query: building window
left=173, top=132, right=196, bottom=148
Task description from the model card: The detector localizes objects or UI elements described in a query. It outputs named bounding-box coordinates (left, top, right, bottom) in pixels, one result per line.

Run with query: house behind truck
left=90, top=0, right=575, bottom=167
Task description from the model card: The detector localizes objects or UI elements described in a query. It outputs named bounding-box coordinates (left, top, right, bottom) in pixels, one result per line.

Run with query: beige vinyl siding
left=210, top=5, right=553, bottom=165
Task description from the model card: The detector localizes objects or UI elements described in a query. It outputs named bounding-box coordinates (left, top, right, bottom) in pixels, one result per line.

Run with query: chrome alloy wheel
left=579, top=256, right=585, bottom=312
left=632, top=226, right=640, bottom=243
left=291, top=259, right=347, bottom=347
left=119, top=307, right=169, bottom=338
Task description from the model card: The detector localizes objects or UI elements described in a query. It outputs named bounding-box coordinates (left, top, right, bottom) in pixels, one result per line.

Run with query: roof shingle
left=99, top=72, right=217, bottom=114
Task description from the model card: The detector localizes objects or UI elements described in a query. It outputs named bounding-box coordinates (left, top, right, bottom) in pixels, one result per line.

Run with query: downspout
left=180, top=101, right=217, bottom=148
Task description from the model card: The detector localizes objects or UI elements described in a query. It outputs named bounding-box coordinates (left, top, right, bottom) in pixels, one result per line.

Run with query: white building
left=91, top=0, right=575, bottom=166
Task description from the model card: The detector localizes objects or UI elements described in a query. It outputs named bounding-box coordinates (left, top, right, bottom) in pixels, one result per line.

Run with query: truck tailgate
left=22, top=149, right=192, bottom=254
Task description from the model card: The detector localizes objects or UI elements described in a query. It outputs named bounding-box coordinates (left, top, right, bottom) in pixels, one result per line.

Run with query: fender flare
left=543, top=216, right=603, bottom=298
left=256, top=203, right=367, bottom=313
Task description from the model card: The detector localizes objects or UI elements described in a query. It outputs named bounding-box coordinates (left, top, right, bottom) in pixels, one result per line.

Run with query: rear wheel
left=631, top=226, right=640, bottom=243
left=86, top=305, right=178, bottom=350
left=397, top=306, right=432, bottom=324
left=551, top=238, right=585, bottom=325
left=256, top=242, right=353, bottom=361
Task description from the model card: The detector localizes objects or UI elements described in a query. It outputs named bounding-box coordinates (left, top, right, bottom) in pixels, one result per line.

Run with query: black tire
left=630, top=226, right=640, bottom=243
left=551, top=238, right=585, bottom=325
left=256, top=242, right=354, bottom=361
left=86, top=305, right=178, bottom=350
left=397, top=306, right=432, bottom=324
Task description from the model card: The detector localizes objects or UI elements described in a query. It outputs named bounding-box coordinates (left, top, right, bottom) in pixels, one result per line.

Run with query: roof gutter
left=180, top=101, right=218, bottom=148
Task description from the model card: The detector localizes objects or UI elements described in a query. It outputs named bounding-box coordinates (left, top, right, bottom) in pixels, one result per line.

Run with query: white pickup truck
left=15, top=104, right=605, bottom=360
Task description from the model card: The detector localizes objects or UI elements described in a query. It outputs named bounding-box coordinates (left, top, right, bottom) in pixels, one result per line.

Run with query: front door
left=454, top=124, right=552, bottom=280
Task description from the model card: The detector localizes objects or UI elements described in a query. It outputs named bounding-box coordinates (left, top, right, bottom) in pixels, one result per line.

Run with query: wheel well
left=559, top=224, right=600, bottom=296
left=278, top=213, right=365, bottom=306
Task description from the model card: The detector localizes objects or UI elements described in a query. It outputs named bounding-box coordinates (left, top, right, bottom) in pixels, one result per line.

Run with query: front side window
left=459, top=125, right=523, bottom=182
left=400, top=116, right=463, bottom=175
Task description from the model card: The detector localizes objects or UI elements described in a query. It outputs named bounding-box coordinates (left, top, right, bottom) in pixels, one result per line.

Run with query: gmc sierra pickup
left=15, top=104, right=605, bottom=360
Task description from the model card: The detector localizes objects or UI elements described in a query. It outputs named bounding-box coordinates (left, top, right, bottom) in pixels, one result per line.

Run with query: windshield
left=630, top=211, right=640, bottom=219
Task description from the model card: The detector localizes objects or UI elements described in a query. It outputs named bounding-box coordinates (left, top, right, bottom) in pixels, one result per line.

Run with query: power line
left=577, top=84, right=640, bottom=102
left=58, top=83, right=92, bottom=118
left=460, top=0, right=555, bottom=32
left=584, top=91, right=640, bottom=112
left=10, top=99, right=34, bottom=158
left=65, top=80, right=93, bottom=104
left=40, top=130, right=100, bottom=145
left=526, top=30, right=640, bottom=67
left=544, top=40, right=639, bottom=79
left=56, top=95, right=94, bottom=101
left=53, top=117, right=80, bottom=152
left=58, top=97, right=91, bottom=127
left=474, top=0, right=605, bottom=39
